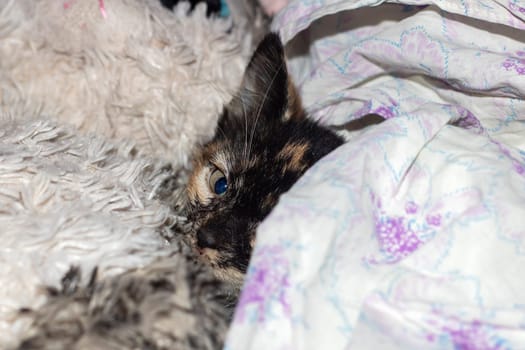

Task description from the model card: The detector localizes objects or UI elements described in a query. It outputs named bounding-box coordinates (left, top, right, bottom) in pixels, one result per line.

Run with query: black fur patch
left=160, top=0, right=221, bottom=16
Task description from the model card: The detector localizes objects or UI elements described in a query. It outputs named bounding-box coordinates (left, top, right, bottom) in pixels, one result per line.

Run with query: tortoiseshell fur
left=186, top=33, right=344, bottom=290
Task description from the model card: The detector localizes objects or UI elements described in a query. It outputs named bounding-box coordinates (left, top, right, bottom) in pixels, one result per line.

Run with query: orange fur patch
left=199, top=248, right=245, bottom=290
left=284, top=78, right=305, bottom=121
left=277, top=141, right=309, bottom=173
left=261, top=193, right=277, bottom=211
left=187, top=142, right=230, bottom=206
left=187, top=158, right=212, bottom=205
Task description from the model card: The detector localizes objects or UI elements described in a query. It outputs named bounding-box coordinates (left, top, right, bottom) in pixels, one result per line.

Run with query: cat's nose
left=196, top=227, right=218, bottom=249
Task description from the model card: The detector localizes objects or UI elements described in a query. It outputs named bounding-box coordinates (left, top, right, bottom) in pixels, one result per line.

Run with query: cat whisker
left=215, top=122, right=228, bottom=140
left=241, top=95, right=249, bottom=165
left=245, top=62, right=284, bottom=163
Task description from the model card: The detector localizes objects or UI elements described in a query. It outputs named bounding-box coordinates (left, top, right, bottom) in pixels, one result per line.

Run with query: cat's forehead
left=210, top=140, right=255, bottom=169
left=199, top=125, right=315, bottom=173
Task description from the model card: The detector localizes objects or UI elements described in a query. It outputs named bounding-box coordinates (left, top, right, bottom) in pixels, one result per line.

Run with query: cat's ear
left=225, top=33, right=304, bottom=126
left=285, top=77, right=306, bottom=121
left=217, top=33, right=306, bottom=138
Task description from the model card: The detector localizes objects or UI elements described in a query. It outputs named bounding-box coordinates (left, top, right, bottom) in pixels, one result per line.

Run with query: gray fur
left=18, top=240, right=233, bottom=350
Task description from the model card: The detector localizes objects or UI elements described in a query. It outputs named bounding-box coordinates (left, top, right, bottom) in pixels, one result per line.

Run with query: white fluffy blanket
left=0, top=0, right=251, bottom=347
left=0, top=116, right=177, bottom=346
left=0, top=0, right=247, bottom=166
left=227, top=1, right=525, bottom=349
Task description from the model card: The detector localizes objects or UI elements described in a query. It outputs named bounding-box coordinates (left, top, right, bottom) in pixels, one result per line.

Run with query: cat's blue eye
left=214, top=176, right=228, bottom=195
left=209, top=169, right=228, bottom=196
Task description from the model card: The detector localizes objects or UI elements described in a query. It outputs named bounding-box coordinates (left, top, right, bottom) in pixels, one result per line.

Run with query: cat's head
left=185, top=33, right=343, bottom=289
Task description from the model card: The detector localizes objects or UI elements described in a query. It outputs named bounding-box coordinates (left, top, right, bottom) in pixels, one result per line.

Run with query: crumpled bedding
left=226, top=1, right=525, bottom=349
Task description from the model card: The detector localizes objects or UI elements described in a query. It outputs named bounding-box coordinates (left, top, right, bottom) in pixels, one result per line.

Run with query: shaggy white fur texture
left=0, top=0, right=249, bottom=166
left=0, top=115, right=180, bottom=347
left=0, top=0, right=254, bottom=347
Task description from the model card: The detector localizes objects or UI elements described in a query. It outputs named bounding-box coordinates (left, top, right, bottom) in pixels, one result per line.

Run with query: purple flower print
left=373, top=105, right=396, bottom=119
left=502, top=51, right=525, bottom=75
left=492, top=140, right=525, bottom=176
left=426, top=214, right=441, bottom=226
left=376, top=215, right=423, bottom=262
left=234, top=245, right=291, bottom=324
left=369, top=192, right=443, bottom=264
left=372, top=99, right=399, bottom=119
left=451, top=107, right=484, bottom=134
left=509, top=1, right=525, bottom=15
left=513, top=160, right=525, bottom=174
left=427, top=317, right=507, bottom=350
left=405, top=201, right=418, bottom=214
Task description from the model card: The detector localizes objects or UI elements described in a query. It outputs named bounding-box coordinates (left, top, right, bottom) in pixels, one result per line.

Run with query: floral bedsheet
left=226, top=1, right=525, bottom=349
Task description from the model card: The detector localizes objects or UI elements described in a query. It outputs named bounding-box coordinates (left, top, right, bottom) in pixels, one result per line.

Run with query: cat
left=184, top=33, right=346, bottom=290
